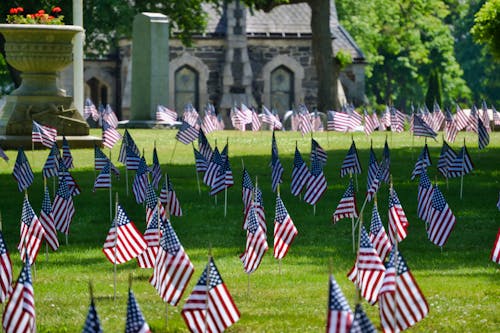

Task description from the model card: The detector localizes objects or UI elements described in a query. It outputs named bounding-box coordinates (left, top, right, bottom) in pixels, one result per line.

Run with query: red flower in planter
left=52, top=7, right=62, bottom=14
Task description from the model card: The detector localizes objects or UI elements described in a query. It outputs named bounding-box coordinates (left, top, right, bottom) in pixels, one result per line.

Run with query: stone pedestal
left=131, top=13, right=169, bottom=121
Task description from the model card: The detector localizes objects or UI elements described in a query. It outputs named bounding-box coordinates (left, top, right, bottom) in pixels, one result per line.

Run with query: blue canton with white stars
left=160, top=220, right=180, bottom=255
left=197, top=258, right=223, bottom=289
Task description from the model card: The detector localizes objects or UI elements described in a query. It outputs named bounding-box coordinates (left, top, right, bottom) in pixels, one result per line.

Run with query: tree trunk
left=309, top=0, right=339, bottom=111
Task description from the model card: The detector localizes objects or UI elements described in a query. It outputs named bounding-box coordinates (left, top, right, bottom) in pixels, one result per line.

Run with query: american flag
left=83, top=98, right=100, bottom=121
left=52, top=175, right=75, bottom=235
left=291, top=146, right=310, bottom=196
left=18, top=196, right=46, bottom=265
left=0, top=146, right=8, bottom=162
left=221, top=144, right=234, bottom=187
left=61, top=136, right=74, bottom=169
left=444, top=108, right=458, bottom=143
left=380, top=106, right=391, bottom=129
left=242, top=187, right=266, bottom=233
left=369, top=202, right=392, bottom=262
left=366, top=145, right=378, bottom=192
left=102, top=119, right=122, bottom=149
left=326, top=274, right=353, bottom=333
left=493, top=105, right=500, bottom=125
left=42, top=142, right=60, bottom=178
left=94, top=145, right=119, bottom=176
left=39, top=187, right=59, bottom=251
left=125, top=290, right=151, bottom=333
left=273, top=195, right=298, bottom=259
left=311, top=138, right=327, bottom=167
left=437, top=141, right=457, bottom=178
left=379, top=248, right=429, bottom=332
left=303, top=150, right=327, bottom=205
left=260, top=106, right=282, bottom=130
left=388, top=187, right=409, bottom=243
left=240, top=202, right=268, bottom=273
left=198, top=129, right=213, bottom=161
left=327, top=111, right=350, bottom=132
left=468, top=105, right=479, bottom=133
left=182, top=103, right=200, bottom=128
left=490, top=228, right=500, bottom=264
left=132, top=157, right=150, bottom=204
left=58, top=159, right=81, bottom=196
left=363, top=109, right=378, bottom=135
left=366, top=161, right=385, bottom=202
left=349, top=304, right=377, bottom=333
left=411, top=144, right=432, bottom=180
left=332, top=179, right=358, bottom=223
left=201, top=112, right=218, bottom=134
left=193, top=147, right=208, bottom=173
left=447, top=144, right=474, bottom=178
left=150, top=218, right=194, bottom=305
left=480, top=100, right=490, bottom=132
left=427, top=185, right=456, bottom=247
left=430, top=103, right=445, bottom=131
left=150, top=147, right=162, bottom=189
left=1, top=261, right=36, bottom=333
left=102, top=104, right=119, bottom=129
left=12, top=148, right=34, bottom=192
left=347, top=227, right=386, bottom=305
left=176, top=121, right=199, bottom=145
left=125, top=145, right=141, bottom=171
left=298, top=113, right=312, bottom=136
left=93, top=161, right=111, bottom=191
left=230, top=106, right=246, bottom=131
left=182, top=257, right=240, bottom=333
left=290, top=111, right=299, bottom=131
left=0, top=231, right=12, bottom=303
left=242, top=168, right=254, bottom=212
left=119, top=129, right=140, bottom=167
left=311, top=110, right=324, bottom=132
left=390, top=107, right=405, bottom=133
left=454, top=104, right=469, bottom=131
left=32, top=120, right=57, bottom=148
left=138, top=185, right=163, bottom=268
left=146, top=183, right=164, bottom=227
left=209, top=155, right=233, bottom=196
left=156, top=104, right=178, bottom=124
left=347, top=108, right=363, bottom=131
left=82, top=300, right=103, bottom=333
left=412, top=114, right=437, bottom=139
left=417, top=171, right=434, bottom=223
left=340, top=141, right=362, bottom=177
left=102, top=204, right=147, bottom=264
left=161, top=175, right=182, bottom=217
left=203, top=147, right=223, bottom=187
left=270, top=132, right=284, bottom=192
left=251, top=107, right=262, bottom=131
left=478, top=117, right=490, bottom=150
left=381, top=139, right=391, bottom=182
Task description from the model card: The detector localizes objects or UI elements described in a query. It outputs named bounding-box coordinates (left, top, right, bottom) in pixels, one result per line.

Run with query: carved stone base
left=0, top=95, right=89, bottom=136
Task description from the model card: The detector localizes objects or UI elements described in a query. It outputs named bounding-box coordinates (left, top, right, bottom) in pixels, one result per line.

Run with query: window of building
left=271, top=66, right=294, bottom=112
left=175, top=65, right=199, bottom=113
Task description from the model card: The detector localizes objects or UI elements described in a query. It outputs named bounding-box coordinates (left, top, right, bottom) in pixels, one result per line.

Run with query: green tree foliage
left=471, top=0, right=500, bottom=61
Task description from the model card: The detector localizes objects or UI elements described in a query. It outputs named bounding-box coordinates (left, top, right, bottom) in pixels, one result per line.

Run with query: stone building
left=77, top=0, right=365, bottom=122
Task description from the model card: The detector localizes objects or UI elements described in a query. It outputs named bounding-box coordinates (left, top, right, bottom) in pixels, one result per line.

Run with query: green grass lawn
left=0, top=129, right=498, bottom=332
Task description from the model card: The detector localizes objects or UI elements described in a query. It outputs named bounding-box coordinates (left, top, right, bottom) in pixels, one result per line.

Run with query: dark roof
left=201, top=2, right=364, bottom=61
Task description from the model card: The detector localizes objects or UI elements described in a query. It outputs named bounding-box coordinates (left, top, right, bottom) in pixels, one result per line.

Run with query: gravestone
left=130, top=13, right=169, bottom=123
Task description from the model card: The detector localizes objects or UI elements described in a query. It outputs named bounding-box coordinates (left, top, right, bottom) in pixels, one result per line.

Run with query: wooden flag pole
left=192, top=142, right=201, bottom=195
left=224, top=187, right=228, bottom=217
left=113, top=192, right=119, bottom=302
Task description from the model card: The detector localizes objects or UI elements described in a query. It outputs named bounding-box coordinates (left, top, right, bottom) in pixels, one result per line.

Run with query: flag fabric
left=311, top=138, right=328, bottom=167
left=58, top=159, right=81, bottom=196
left=102, top=104, right=119, bottom=129
left=327, top=111, right=351, bottom=132
left=270, top=131, right=284, bottom=192
left=340, top=141, right=362, bottom=177
left=369, top=202, right=392, bottom=262
left=417, top=171, right=434, bottom=222
left=251, top=107, right=262, bottom=131
left=427, top=185, right=456, bottom=247
left=444, top=109, right=458, bottom=143
left=93, top=161, right=111, bottom=191
left=102, top=204, right=147, bottom=264
left=12, top=148, right=34, bottom=192
left=193, top=147, right=208, bottom=173
left=182, top=103, right=200, bottom=127
left=447, top=144, right=474, bottom=178
left=156, top=105, right=178, bottom=124
left=366, top=161, right=385, bottom=202
left=119, top=130, right=140, bottom=168
left=198, top=129, right=213, bottom=161
left=381, top=140, right=391, bottom=183
left=431, top=104, right=445, bottom=132
left=132, top=157, right=150, bottom=204
left=298, top=113, right=312, bottom=136
left=454, top=104, right=468, bottom=131
left=42, top=142, right=60, bottom=178
left=242, top=187, right=266, bottom=233
left=390, top=107, right=405, bottom=133
left=2, top=261, right=36, bottom=333
left=311, top=110, right=324, bottom=132
left=220, top=144, right=234, bottom=187
left=125, top=145, right=141, bottom=171
left=326, top=274, right=353, bottom=333
left=468, top=105, right=479, bottom=133
left=61, top=136, right=74, bottom=169
left=363, top=110, right=377, bottom=135
left=102, top=119, right=121, bottom=149
left=209, top=154, right=233, bottom=196
left=150, top=147, right=162, bottom=189
left=437, top=141, right=457, bottom=178
left=203, top=147, right=223, bottom=187
left=176, top=121, right=199, bottom=145
left=82, top=300, right=103, bottom=333
left=242, top=168, right=254, bottom=213
left=379, top=248, right=429, bottom=333
left=161, top=175, right=182, bottom=217
left=490, top=228, right=500, bottom=264
left=493, top=106, right=500, bottom=125
left=260, top=106, right=283, bottom=130
left=411, top=144, right=431, bottom=180
left=150, top=218, right=194, bottom=305
left=240, top=202, right=269, bottom=274
left=478, top=117, right=490, bottom=150
left=388, top=187, right=409, bottom=243
left=230, top=106, right=246, bottom=131
left=32, top=120, right=57, bottom=148
left=84, top=98, right=100, bottom=121
left=0, top=146, right=8, bottom=162
left=94, top=145, right=120, bottom=176
left=273, top=195, right=298, bottom=260
left=52, top=175, right=75, bottom=235
left=125, top=290, right=151, bottom=333
left=304, top=149, right=327, bottom=205
left=412, top=114, right=437, bottom=139
left=347, top=107, right=363, bottom=131
left=146, top=183, right=164, bottom=228
left=202, top=106, right=218, bottom=134
left=347, top=226, right=386, bottom=305
left=0, top=231, right=12, bottom=303
left=137, top=184, right=164, bottom=269
left=291, top=146, right=310, bottom=196
left=349, top=304, right=377, bottom=333
left=18, top=196, right=46, bottom=265
left=366, top=145, right=378, bottom=192
left=332, top=179, right=358, bottom=223
left=182, top=257, right=240, bottom=333
left=39, top=187, right=59, bottom=251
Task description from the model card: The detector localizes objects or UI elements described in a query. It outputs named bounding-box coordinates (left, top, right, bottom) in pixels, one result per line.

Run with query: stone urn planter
left=0, top=24, right=89, bottom=136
